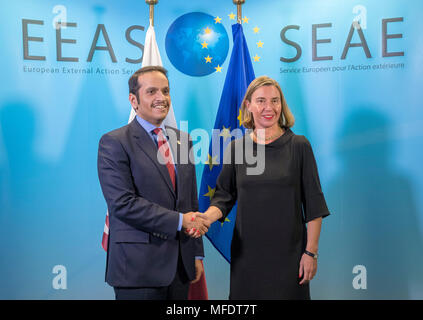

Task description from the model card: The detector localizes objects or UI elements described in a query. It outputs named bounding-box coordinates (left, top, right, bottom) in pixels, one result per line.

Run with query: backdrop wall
left=0, top=0, right=422, bottom=299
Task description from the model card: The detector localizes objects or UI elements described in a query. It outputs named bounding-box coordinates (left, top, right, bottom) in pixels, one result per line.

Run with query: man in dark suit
left=97, top=66, right=208, bottom=300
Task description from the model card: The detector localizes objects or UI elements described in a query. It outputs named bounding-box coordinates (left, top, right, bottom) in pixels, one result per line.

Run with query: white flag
left=128, top=25, right=177, bottom=128
left=102, top=24, right=177, bottom=252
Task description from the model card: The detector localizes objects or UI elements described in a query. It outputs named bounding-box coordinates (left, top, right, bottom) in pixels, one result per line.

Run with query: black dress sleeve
left=297, top=135, right=330, bottom=222
left=210, top=141, right=237, bottom=223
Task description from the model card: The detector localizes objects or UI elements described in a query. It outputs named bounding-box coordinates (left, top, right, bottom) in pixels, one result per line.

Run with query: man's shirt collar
left=136, top=115, right=167, bottom=135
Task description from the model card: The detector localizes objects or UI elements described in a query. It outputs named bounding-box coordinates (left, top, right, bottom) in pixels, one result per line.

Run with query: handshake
left=182, top=211, right=213, bottom=238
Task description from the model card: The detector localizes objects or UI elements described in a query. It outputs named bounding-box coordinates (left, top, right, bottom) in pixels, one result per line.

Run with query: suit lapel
left=165, top=125, right=181, bottom=180
left=129, top=119, right=176, bottom=198
left=166, top=126, right=184, bottom=194
left=166, top=126, right=189, bottom=203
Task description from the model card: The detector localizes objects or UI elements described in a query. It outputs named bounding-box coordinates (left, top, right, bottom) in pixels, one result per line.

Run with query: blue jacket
left=97, top=119, right=203, bottom=287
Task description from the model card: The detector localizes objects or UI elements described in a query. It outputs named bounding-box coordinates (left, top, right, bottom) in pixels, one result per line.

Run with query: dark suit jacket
left=97, top=119, right=203, bottom=287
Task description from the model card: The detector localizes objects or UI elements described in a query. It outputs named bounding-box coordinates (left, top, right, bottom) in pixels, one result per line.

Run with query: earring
left=281, top=112, right=286, bottom=126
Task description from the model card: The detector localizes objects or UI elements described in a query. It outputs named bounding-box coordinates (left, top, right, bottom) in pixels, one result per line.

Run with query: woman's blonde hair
left=241, top=76, right=295, bottom=129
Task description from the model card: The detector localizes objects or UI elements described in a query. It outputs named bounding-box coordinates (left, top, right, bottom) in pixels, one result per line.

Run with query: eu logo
left=165, top=12, right=229, bottom=77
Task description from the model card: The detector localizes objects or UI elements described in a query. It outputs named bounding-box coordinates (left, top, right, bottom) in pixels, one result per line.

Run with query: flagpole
left=233, top=0, right=245, bottom=24
left=146, top=0, right=158, bottom=26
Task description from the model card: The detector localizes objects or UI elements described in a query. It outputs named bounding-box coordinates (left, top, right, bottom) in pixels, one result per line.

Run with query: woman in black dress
left=191, top=76, right=330, bottom=299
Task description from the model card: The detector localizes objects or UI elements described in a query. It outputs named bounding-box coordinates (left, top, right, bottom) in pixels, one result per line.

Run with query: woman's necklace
left=253, top=127, right=284, bottom=142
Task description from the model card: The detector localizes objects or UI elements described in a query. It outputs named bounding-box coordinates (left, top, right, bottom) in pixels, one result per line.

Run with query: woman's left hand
left=298, top=254, right=317, bottom=285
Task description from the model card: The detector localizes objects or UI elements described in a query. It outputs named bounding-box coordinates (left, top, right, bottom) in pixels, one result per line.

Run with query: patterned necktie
left=153, top=128, right=175, bottom=190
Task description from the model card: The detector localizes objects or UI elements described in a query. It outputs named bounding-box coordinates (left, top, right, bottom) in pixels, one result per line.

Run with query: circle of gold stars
left=227, top=12, right=263, bottom=63
left=200, top=13, right=263, bottom=75
left=228, top=12, right=264, bottom=126
left=200, top=17, right=224, bottom=74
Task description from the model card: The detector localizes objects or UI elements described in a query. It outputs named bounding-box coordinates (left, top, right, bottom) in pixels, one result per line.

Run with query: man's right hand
left=182, top=212, right=210, bottom=237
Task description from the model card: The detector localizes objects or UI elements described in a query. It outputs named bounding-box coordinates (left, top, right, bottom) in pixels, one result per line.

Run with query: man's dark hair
left=128, top=66, right=169, bottom=102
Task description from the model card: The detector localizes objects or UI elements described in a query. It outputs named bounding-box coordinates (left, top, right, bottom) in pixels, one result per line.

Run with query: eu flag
left=199, top=23, right=255, bottom=262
